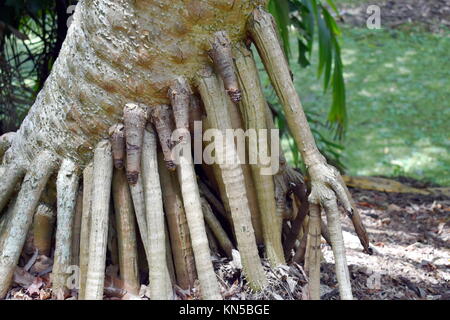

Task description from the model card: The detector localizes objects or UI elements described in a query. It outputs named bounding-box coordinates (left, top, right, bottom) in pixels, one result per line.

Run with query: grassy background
left=260, top=24, right=450, bottom=186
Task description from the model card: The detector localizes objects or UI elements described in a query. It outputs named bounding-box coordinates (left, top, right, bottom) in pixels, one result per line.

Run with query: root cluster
left=0, top=7, right=371, bottom=300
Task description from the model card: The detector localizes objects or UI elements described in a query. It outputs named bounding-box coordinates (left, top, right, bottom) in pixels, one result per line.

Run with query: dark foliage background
left=0, top=0, right=346, bottom=169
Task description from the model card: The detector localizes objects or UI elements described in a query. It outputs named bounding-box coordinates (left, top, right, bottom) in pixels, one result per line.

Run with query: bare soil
left=215, top=178, right=450, bottom=300
left=320, top=183, right=449, bottom=300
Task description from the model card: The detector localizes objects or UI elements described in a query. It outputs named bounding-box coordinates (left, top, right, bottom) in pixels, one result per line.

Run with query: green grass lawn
left=261, top=26, right=450, bottom=186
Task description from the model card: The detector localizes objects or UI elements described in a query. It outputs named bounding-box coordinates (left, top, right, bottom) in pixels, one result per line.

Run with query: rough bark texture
left=170, top=78, right=222, bottom=300
left=71, top=188, right=84, bottom=266
left=123, top=103, right=148, bottom=185
left=201, top=117, right=234, bottom=227
left=209, top=31, right=241, bottom=102
left=150, top=105, right=176, bottom=170
left=233, top=43, right=284, bottom=266
left=129, top=174, right=149, bottom=261
left=4, top=0, right=264, bottom=169
left=0, top=0, right=364, bottom=300
left=248, top=8, right=322, bottom=169
left=52, top=159, right=80, bottom=293
left=197, top=68, right=267, bottom=291
left=141, top=126, right=172, bottom=300
left=305, top=204, right=321, bottom=300
left=249, top=7, right=354, bottom=299
left=224, top=83, right=264, bottom=246
left=85, top=140, right=113, bottom=300
left=109, top=124, right=126, bottom=170
left=79, top=163, right=93, bottom=299
left=323, top=200, right=353, bottom=300
left=0, top=151, right=57, bottom=298
left=158, top=152, right=197, bottom=290
left=112, top=169, right=140, bottom=295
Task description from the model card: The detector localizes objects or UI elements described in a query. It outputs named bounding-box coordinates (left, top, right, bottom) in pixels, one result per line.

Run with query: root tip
left=227, top=89, right=242, bottom=103
left=127, top=171, right=139, bottom=185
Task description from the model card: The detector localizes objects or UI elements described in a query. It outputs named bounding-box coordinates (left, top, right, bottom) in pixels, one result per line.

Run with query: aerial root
left=223, top=78, right=264, bottom=246
left=206, top=226, right=220, bottom=254
left=201, top=197, right=234, bottom=258
left=283, top=169, right=309, bottom=258
left=150, top=104, right=176, bottom=170
left=164, top=223, right=177, bottom=286
left=209, top=31, right=241, bottom=103
left=71, top=188, right=83, bottom=267
left=0, top=33, right=368, bottom=301
left=112, top=168, right=140, bottom=295
left=293, top=231, right=308, bottom=264
left=274, top=174, right=293, bottom=220
left=201, top=117, right=234, bottom=225
left=141, top=125, right=173, bottom=300
left=0, top=150, right=58, bottom=298
left=233, top=42, right=284, bottom=266
left=129, top=172, right=150, bottom=260
left=249, top=7, right=359, bottom=299
left=84, top=140, right=113, bottom=300
left=337, top=175, right=372, bottom=254
left=52, top=159, right=80, bottom=297
left=197, top=67, right=267, bottom=291
left=0, top=195, right=18, bottom=252
left=109, top=120, right=151, bottom=274
left=109, top=124, right=126, bottom=170
left=169, top=77, right=222, bottom=300
left=320, top=219, right=332, bottom=247
left=158, top=152, right=197, bottom=290
left=305, top=203, right=321, bottom=300
left=198, top=180, right=228, bottom=222
left=168, top=77, right=192, bottom=132
left=108, top=214, right=119, bottom=267
left=78, top=163, right=93, bottom=299
left=322, top=198, right=353, bottom=300
left=33, top=203, right=56, bottom=256
left=123, top=103, right=148, bottom=185
left=0, top=162, right=26, bottom=214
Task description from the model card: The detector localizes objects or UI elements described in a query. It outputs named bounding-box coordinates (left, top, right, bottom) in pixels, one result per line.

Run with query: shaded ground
left=5, top=178, right=449, bottom=300
left=321, top=183, right=449, bottom=300
left=216, top=179, right=449, bottom=300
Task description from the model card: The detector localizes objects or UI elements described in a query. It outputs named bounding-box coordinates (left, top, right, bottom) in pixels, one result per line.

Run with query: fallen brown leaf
left=26, top=277, right=44, bottom=296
